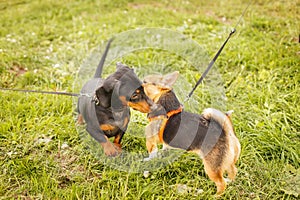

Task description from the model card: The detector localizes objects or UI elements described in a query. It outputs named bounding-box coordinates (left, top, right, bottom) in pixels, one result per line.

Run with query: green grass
left=0, top=0, right=299, bottom=199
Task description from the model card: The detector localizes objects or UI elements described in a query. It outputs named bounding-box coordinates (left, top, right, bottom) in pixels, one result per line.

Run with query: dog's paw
left=144, top=150, right=158, bottom=161
left=101, top=141, right=120, bottom=157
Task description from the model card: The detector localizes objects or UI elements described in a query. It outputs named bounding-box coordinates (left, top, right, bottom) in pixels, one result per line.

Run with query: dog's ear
left=103, top=78, right=118, bottom=92
left=95, top=86, right=111, bottom=108
left=116, top=62, right=129, bottom=70
left=111, top=80, right=121, bottom=97
left=163, top=71, right=179, bottom=87
left=95, top=79, right=121, bottom=108
left=110, top=80, right=126, bottom=106
left=143, top=74, right=163, bottom=84
left=142, top=83, right=170, bottom=103
left=143, top=71, right=179, bottom=89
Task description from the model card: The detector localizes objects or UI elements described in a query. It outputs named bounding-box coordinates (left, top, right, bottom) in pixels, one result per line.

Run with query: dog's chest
left=95, top=106, right=130, bottom=134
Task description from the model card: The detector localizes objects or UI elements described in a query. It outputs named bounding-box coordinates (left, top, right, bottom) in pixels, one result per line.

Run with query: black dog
left=77, top=39, right=153, bottom=156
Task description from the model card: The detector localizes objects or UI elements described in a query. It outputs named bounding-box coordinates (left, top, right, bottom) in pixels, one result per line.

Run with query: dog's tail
left=202, top=108, right=235, bottom=136
left=94, top=38, right=114, bottom=78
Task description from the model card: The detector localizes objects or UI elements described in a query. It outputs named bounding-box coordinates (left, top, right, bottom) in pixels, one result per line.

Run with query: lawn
left=0, top=0, right=299, bottom=199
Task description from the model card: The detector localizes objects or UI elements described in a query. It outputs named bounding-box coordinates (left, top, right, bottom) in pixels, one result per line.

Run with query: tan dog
left=142, top=71, right=241, bottom=194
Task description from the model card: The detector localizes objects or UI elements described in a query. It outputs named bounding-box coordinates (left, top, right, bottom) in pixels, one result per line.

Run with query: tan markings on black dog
left=127, top=100, right=151, bottom=113
left=77, top=114, right=84, bottom=125
left=100, top=135, right=121, bottom=156
left=78, top=60, right=153, bottom=157
left=127, top=88, right=152, bottom=113
left=143, top=71, right=241, bottom=195
left=122, top=116, right=129, bottom=129
left=118, top=88, right=152, bottom=113
left=113, top=134, right=122, bottom=148
left=118, top=96, right=128, bottom=106
left=100, top=124, right=117, bottom=131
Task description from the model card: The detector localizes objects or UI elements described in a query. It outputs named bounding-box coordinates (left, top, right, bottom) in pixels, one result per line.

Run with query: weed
left=0, top=0, right=299, bottom=199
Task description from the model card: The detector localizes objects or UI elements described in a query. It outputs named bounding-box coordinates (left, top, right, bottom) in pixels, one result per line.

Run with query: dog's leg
left=207, top=169, right=226, bottom=195
left=144, top=119, right=164, bottom=161
left=148, top=144, right=158, bottom=160
left=226, top=134, right=241, bottom=181
left=203, top=159, right=226, bottom=195
left=227, top=164, right=238, bottom=181
left=144, top=136, right=158, bottom=161
left=101, top=136, right=120, bottom=157
left=145, top=134, right=158, bottom=154
left=113, top=131, right=125, bottom=152
left=226, top=144, right=240, bottom=181
left=162, top=143, right=168, bottom=150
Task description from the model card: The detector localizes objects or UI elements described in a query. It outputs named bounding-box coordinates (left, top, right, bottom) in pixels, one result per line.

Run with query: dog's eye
left=131, top=93, right=139, bottom=100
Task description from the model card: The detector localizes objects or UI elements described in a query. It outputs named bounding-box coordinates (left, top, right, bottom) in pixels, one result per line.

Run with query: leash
left=0, top=87, right=79, bottom=96
left=185, top=1, right=252, bottom=101
left=0, top=38, right=114, bottom=98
